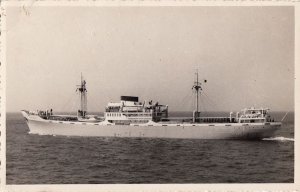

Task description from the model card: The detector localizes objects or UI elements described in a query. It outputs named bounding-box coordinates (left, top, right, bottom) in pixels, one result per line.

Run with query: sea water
left=6, top=112, right=294, bottom=184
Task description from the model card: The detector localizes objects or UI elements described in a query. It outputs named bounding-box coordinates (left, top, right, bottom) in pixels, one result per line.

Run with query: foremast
left=76, top=74, right=87, bottom=118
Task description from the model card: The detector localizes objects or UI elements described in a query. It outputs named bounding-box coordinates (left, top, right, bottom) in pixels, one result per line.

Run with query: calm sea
left=6, top=112, right=294, bottom=184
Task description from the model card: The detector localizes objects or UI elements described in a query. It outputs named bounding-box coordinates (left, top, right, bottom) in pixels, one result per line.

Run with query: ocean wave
left=263, top=137, right=294, bottom=142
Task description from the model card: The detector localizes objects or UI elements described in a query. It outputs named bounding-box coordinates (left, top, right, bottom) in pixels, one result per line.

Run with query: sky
left=6, top=6, right=294, bottom=113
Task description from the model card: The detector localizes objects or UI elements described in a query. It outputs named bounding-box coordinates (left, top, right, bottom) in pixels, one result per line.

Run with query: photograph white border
left=0, top=1, right=299, bottom=191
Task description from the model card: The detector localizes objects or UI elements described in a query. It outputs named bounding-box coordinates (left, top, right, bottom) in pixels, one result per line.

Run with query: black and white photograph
left=1, top=3, right=297, bottom=191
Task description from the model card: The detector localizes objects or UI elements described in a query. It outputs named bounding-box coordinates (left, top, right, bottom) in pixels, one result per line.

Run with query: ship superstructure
left=105, top=96, right=168, bottom=124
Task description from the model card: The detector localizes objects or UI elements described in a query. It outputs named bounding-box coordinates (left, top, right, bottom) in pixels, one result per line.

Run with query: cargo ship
left=21, top=73, right=281, bottom=139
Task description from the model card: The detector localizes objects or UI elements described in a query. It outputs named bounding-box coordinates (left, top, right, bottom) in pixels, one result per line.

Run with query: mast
left=77, top=73, right=87, bottom=118
left=192, top=70, right=206, bottom=122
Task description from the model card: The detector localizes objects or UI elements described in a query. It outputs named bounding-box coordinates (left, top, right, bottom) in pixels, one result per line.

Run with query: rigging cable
left=59, top=91, right=78, bottom=114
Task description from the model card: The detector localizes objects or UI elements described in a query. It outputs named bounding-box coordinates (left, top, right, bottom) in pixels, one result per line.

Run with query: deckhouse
left=105, top=96, right=168, bottom=123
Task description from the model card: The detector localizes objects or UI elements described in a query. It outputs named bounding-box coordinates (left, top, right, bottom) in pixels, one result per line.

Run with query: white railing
left=105, top=112, right=152, bottom=120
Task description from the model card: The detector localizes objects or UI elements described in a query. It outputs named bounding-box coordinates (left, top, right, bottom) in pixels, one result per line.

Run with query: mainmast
left=76, top=73, right=87, bottom=118
left=192, top=70, right=206, bottom=122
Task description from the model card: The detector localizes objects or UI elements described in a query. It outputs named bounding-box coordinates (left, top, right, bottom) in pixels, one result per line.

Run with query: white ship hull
left=21, top=111, right=280, bottom=140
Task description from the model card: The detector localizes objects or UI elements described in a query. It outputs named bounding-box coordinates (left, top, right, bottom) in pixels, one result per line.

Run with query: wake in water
left=263, top=137, right=294, bottom=142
